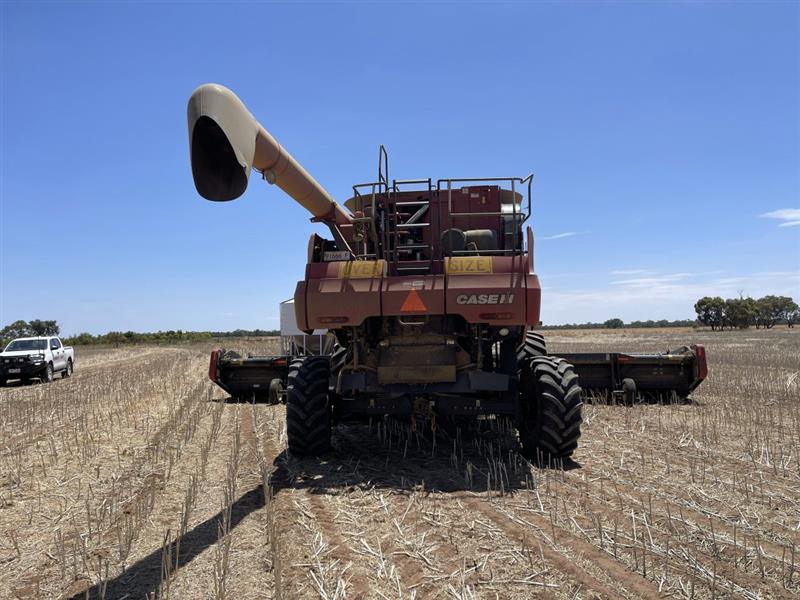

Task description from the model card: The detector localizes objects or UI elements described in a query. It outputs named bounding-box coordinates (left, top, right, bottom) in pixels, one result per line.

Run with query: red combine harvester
left=188, top=84, right=707, bottom=459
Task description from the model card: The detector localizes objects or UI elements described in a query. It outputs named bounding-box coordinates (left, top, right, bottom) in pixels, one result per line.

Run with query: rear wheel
left=61, top=359, right=73, bottom=379
left=517, top=331, right=547, bottom=362
left=286, top=356, right=331, bottom=456
left=519, top=356, right=583, bottom=461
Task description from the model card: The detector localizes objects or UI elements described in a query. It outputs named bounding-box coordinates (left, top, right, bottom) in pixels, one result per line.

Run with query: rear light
left=479, top=312, right=513, bottom=320
left=273, top=358, right=287, bottom=366
left=693, top=344, right=708, bottom=381
left=319, top=316, right=349, bottom=324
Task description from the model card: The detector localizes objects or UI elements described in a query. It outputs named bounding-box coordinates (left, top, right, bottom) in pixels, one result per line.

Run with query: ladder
left=389, top=179, right=434, bottom=275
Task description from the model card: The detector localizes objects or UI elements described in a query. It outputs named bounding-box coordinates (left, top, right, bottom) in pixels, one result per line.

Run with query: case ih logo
left=455, top=293, right=515, bottom=305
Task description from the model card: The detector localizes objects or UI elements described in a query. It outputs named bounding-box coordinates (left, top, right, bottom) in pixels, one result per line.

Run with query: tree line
left=0, top=320, right=60, bottom=343
left=0, top=320, right=279, bottom=348
left=694, top=295, right=798, bottom=330
left=542, top=318, right=697, bottom=330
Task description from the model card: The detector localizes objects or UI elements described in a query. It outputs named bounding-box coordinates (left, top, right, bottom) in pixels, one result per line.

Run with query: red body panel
left=446, top=272, right=525, bottom=322
left=209, top=348, right=220, bottom=382
left=294, top=281, right=309, bottom=330
left=525, top=274, right=542, bottom=326
left=296, top=254, right=543, bottom=329
left=382, top=275, right=445, bottom=316
left=305, top=274, right=382, bottom=327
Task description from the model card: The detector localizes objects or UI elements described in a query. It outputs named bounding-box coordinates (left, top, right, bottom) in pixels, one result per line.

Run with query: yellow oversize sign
left=445, top=257, right=493, bottom=275
left=338, top=260, right=386, bottom=279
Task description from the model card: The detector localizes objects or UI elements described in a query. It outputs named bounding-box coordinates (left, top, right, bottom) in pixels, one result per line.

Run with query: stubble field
left=0, top=328, right=798, bottom=599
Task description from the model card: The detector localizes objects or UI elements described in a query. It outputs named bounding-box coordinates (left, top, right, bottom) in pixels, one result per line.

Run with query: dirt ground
left=0, top=328, right=798, bottom=599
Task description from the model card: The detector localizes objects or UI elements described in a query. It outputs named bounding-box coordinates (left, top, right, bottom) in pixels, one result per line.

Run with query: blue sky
left=2, top=1, right=798, bottom=334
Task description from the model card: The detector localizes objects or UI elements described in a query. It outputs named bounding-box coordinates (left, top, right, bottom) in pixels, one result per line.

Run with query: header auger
left=188, top=84, right=707, bottom=460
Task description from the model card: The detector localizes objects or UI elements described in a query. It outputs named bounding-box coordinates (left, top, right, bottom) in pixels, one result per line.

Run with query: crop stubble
left=0, top=329, right=797, bottom=599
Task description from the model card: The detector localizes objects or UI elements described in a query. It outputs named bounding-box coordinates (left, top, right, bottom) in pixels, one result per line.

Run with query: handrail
left=436, top=175, right=533, bottom=260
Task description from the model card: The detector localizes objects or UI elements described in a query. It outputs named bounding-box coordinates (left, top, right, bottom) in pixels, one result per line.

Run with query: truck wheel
left=268, top=378, right=283, bottom=405
left=517, top=331, right=547, bottom=362
left=42, top=363, right=54, bottom=384
left=0, top=378, right=6, bottom=387
left=519, top=356, right=583, bottom=461
left=286, top=356, right=331, bottom=456
left=61, top=359, right=73, bottom=379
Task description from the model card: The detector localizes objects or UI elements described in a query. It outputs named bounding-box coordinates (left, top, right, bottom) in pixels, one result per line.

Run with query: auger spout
left=187, top=83, right=352, bottom=226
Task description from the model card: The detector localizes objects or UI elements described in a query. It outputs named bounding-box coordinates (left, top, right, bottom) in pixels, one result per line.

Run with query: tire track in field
left=591, top=421, right=800, bottom=504
left=554, top=464, right=786, bottom=595
left=536, top=471, right=793, bottom=598
left=259, top=406, right=372, bottom=598
left=463, top=494, right=631, bottom=599
left=329, top=425, right=462, bottom=596
left=0, top=349, right=194, bottom=457
left=222, top=403, right=276, bottom=600
left=328, top=425, right=570, bottom=596
left=581, top=454, right=800, bottom=545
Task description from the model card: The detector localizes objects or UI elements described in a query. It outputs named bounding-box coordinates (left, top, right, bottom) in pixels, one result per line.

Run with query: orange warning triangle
left=400, top=288, right=427, bottom=312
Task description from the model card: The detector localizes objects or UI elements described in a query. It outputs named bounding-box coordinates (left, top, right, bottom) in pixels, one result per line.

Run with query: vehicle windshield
left=4, top=339, right=47, bottom=351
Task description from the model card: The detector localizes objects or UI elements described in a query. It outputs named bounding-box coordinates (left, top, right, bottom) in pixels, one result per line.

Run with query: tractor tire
left=329, top=343, right=348, bottom=376
left=517, top=331, right=547, bottom=362
left=268, top=378, right=283, bottom=405
left=286, top=356, right=332, bottom=456
left=61, top=359, right=73, bottom=379
left=519, top=355, right=583, bottom=461
left=42, top=363, right=54, bottom=384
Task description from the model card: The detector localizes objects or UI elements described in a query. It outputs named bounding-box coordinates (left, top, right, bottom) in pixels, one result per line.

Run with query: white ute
left=0, top=336, right=74, bottom=385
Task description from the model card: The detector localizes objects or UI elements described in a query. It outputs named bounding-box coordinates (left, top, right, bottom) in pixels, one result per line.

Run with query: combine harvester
left=188, top=84, right=707, bottom=459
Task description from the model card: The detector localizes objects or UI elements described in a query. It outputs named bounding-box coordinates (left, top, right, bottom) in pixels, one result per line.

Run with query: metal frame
left=348, top=148, right=535, bottom=272
left=436, top=175, right=533, bottom=260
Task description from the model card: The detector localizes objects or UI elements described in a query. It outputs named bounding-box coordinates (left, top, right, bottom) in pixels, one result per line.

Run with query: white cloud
left=610, top=269, right=653, bottom=276
left=540, top=232, right=577, bottom=240
left=760, top=208, right=800, bottom=227
left=539, top=231, right=589, bottom=241
left=610, top=273, right=694, bottom=287
left=541, top=270, right=800, bottom=324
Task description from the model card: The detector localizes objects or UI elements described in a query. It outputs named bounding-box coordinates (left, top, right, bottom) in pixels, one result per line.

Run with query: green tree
left=755, top=296, right=780, bottom=329
left=105, top=331, right=125, bottom=347
left=28, top=319, right=59, bottom=336
left=789, top=308, right=799, bottom=328
left=68, top=332, right=97, bottom=345
left=724, top=297, right=757, bottom=329
left=695, top=297, right=725, bottom=330
left=774, top=296, right=799, bottom=327
left=603, top=318, right=624, bottom=329
left=0, top=320, right=32, bottom=346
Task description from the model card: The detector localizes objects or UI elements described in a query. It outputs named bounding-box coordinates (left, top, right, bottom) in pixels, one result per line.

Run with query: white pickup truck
left=0, top=336, right=74, bottom=385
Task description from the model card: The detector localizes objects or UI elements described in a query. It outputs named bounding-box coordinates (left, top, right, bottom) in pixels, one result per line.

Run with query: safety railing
left=436, top=175, right=533, bottom=260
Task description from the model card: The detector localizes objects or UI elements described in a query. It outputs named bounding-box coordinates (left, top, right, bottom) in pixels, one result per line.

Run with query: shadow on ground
left=71, top=416, right=577, bottom=599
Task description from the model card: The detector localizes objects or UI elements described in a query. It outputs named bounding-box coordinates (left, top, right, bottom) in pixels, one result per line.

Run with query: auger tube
left=187, top=83, right=352, bottom=227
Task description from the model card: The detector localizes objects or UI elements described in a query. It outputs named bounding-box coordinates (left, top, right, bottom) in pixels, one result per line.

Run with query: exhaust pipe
left=187, top=83, right=351, bottom=225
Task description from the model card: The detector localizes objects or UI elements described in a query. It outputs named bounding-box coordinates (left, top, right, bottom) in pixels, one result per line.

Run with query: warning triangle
left=400, top=288, right=427, bottom=312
